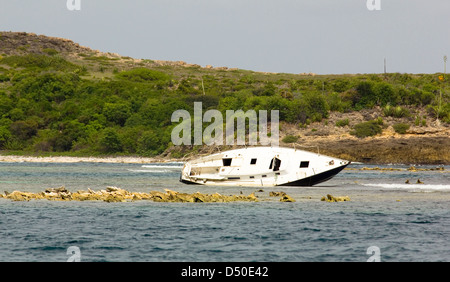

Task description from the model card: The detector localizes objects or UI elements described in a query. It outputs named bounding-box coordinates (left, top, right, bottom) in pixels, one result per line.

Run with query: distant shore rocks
left=346, top=166, right=446, bottom=172
left=0, top=155, right=162, bottom=164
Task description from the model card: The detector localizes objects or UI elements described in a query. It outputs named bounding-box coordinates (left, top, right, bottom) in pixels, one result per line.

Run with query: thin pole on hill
left=201, top=77, right=206, bottom=95
left=444, top=55, right=447, bottom=75
left=437, top=55, right=446, bottom=124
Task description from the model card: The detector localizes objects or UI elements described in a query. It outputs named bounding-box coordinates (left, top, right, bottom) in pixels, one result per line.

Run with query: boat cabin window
left=250, top=158, right=257, bottom=165
left=222, top=158, right=232, bottom=166
left=300, top=161, right=309, bottom=168
left=269, top=157, right=281, bottom=171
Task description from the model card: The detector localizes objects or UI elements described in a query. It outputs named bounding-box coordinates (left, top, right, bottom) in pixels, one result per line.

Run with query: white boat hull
left=180, top=147, right=350, bottom=187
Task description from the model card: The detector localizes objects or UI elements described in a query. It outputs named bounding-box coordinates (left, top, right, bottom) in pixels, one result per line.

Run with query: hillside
left=0, top=31, right=449, bottom=164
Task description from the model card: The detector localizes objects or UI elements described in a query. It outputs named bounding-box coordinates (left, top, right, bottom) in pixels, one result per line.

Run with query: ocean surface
left=0, top=161, right=449, bottom=262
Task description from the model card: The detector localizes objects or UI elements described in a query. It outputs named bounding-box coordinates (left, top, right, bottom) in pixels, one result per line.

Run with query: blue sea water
left=0, top=162, right=449, bottom=262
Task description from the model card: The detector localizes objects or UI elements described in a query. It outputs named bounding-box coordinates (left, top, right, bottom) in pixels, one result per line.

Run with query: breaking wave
left=141, top=165, right=183, bottom=169
left=363, top=183, right=450, bottom=191
left=128, top=163, right=183, bottom=173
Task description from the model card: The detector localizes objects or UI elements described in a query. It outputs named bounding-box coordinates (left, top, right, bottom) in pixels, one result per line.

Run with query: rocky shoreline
left=308, top=135, right=450, bottom=165
left=1, top=135, right=449, bottom=166
left=0, top=155, right=165, bottom=163
left=0, top=122, right=449, bottom=165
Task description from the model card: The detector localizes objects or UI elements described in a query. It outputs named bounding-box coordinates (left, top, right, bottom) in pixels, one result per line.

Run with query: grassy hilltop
left=0, top=32, right=449, bottom=164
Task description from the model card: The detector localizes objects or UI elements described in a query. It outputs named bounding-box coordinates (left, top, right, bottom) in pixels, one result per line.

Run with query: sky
left=0, top=0, right=449, bottom=74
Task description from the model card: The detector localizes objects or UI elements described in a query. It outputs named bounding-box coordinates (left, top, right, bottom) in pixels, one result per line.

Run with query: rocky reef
left=0, top=186, right=261, bottom=203
left=321, top=194, right=351, bottom=202
left=268, top=191, right=296, bottom=202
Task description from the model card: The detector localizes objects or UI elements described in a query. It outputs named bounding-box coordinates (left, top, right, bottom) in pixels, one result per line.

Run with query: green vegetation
left=0, top=36, right=449, bottom=156
left=383, top=105, right=410, bottom=118
left=350, top=119, right=383, bottom=138
left=335, top=118, right=349, bottom=127
left=415, top=115, right=427, bottom=127
left=281, top=135, right=298, bottom=143
left=393, top=123, right=410, bottom=134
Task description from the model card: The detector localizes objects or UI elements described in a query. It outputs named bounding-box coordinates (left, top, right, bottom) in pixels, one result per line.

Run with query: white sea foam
left=364, top=183, right=450, bottom=191
left=128, top=163, right=183, bottom=173
left=141, top=165, right=183, bottom=169
left=128, top=169, right=176, bottom=173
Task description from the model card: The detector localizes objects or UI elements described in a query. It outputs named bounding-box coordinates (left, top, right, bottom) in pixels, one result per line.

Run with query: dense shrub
left=354, top=81, right=399, bottom=108
left=282, top=135, right=298, bottom=143
left=116, top=68, right=170, bottom=82
left=350, top=120, right=383, bottom=138
left=138, top=130, right=163, bottom=156
left=326, top=92, right=352, bottom=113
left=103, top=102, right=131, bottom=126
left=0, top=54, right=76, bottom=71
left=0, top=126, right=11, bottom=148
left=354, top=81, right=375, bottom=108
left=335, top=118, right=349, bottom=127
left=253, top=82, right=276, bottom=96
left=373, top=82, right=398, bottom=106
left=393, top=123, right=410, bottom=134
left=99, top=128, right=122, bottom=153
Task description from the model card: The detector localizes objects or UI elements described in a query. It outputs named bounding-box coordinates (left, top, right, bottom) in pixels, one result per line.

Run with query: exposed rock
left=279, top=194, right=296, bottom=202
left=269, top=191, right=295, bottom=202
left=6, top=191, right=43, bottom=201
left=408, top=166, right=417, bottom=171
left=71, top=191, right=92, bottom=201
left=104, top=194, right=126, bottom=203
left=45, top=186, right=69, bottom=194
left=269, top=191, right=286, bottom=197
left=321, top=194, right=350, bottom=202
left=44, top=186, right=72, bottom=200
left=148, top=190, right=168, bottom=202
left=0, top=187, right=294, bottom=203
